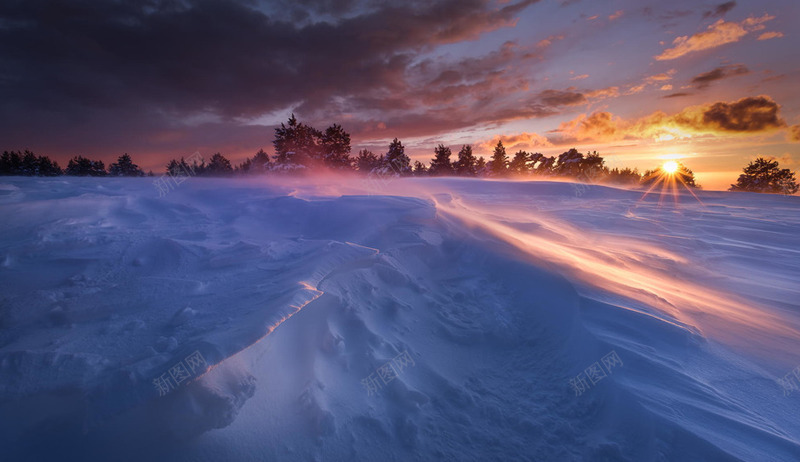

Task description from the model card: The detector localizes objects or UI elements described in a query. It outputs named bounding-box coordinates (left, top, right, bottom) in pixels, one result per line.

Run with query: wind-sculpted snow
left=0, top=176, right=799, bottom=461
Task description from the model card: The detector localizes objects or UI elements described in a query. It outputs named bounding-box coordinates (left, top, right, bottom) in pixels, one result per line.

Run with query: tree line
left=0, top=151, right=146, bottom=177
left=2, top=115, right=797, bottom=194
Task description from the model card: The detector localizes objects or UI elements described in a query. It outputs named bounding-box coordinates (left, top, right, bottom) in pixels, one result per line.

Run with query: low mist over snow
left=1, top=176, right=799, bottom=461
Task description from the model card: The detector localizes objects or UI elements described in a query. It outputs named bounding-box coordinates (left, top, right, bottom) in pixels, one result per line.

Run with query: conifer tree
left=475, top=156, right=487, bottom=175
left=509, top=150, right=530, bottom=175
left=273, top=114, right=321, bottom=166
left=384, top=138, right=411, bottom=175
left=65, top=156, right=106, bottom=176
left=108, top=153, right=145, bottom=177
left=320, top=124, right=352, bottom=169
left=355, top=149, right=380, bottom=172
left=428, top=144, right=453, bottom=176
left=730, top=157, right=798, bottom=194
left=454, top=145, right=477, bottom=176
left=490, top=141, right=508, bottom=176
left=206, top=153, right=233, bottom=175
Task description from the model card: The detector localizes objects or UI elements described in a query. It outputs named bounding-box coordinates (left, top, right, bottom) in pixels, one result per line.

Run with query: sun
left=662, top=161, right=679, bottom=174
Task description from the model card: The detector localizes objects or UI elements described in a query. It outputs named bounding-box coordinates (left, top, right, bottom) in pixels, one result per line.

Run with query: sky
left=1, top=0, right=798, bottom=189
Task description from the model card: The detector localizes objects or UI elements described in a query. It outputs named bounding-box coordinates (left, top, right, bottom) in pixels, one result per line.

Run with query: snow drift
left=1, top=176, right=799, bottom=461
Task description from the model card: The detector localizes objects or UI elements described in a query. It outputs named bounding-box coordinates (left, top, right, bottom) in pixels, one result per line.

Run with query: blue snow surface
left=1, top=175, right=799, bottom=461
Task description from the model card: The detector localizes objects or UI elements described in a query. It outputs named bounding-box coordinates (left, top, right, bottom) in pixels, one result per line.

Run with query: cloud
left=758, top=31, right=784, bottom=40
left=551, top=96, right=787, bottom=144
left=692, top=96, right=785, bottom=133
left=478, top=132, right=553, bottom=152
left=585, top=87, right=620, bottom=99
left=552, top=112, right=623, bottom=142
left=608, top=10, right=624, bottom=21
left=0, top=0, right=544, bottom=161
left=570, top=74, right=589, bottom=81
left=691, top=64, right=749, bottom=89
left=536, top=34, right=565, bottom=49
left=703, top=1, right=736, bottom=19
left=537, top=89, right=587, bottom=107
left=643, top=8, right=693, bottom=23
left=660, top=85, right=673, bottom=91
left=789, top=125, right=800, bottom=142
left=656, top=14, right=774, bottom=60
left=664, top=92, right=692, bottom=98
left=626, top=84, right=647, bottom=95
left=646, top=72, right=675, bottom=82
left=623, top=70, right=677, bottom=95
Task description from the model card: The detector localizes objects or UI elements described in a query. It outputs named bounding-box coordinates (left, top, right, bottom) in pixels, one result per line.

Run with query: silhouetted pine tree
left=108, top=153, right=144, bottom=177
left=536, top=156, right=556, bottom=175
left=273, top=114, right=321, bottom=167
left=730, top=157, right=798, bottom=194
left=555, top=148, right=583, bottom=177
left=1, top=150, right=62, bottom=176
left=0, top=151, right=23, bottom=175
left=383, top=138, right=411, bottom=175
left=355, top=149, right=380, bottom=172
left=36, top=155, right=63, bottom=176
left=489, top=141, right=508, bottom=176
left=20, top=151, right=38, bottom=175
left=166, top=157, right=196, bottom=177
left=454, top=145, right=477, bottom=176
left=66, top=156, right=106, bottom=176
left=509, top=150, right=529, bottom=175
left=251, top=149, right=271, bottom=172
left=607, top=167, right=641, bottom=184
left=475, top=156, right=487, bottom=175
left=206, top=153, right=233, bottom=175
left=428, top=144, right=453, bottom=176
left=579, top=151, right=605, bottom=181
left=236, top=158, right=253, bottom=174
left=320, top=124, right=352, bottom=169
left=529, top=153, right=544, bottom=173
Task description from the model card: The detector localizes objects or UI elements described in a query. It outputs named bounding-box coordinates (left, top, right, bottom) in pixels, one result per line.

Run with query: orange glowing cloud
left=656, top=14, right=775, bottom=61
left=758, top=31, right=784, bottom=41
left=624, top=70, right=676, bottom=95
left=479, top=132, right=553, bottom=152
left=554, top=111, right=623, bottom=142
left=585, top=86, right=620, bottom=100
left=553, top=96, right=788, bottom=143
left=536, top=34, right=564, bottom=49
left=789, top=125, right=800, bottom=142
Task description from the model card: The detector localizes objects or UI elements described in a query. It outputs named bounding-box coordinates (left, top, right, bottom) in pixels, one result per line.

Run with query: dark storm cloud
left=691, top=64, right=749, bottom=89
left=0, top=0, right=537, bottom=117
left=703, top=1, right=736, bottom=19
left=685, top=96, right=786, bottom=133
left=0, top=0, right=541, bottom=158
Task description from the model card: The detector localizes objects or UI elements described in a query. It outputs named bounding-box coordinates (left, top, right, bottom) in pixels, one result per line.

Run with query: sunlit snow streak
left=246, top=174, right=799, bottom=355
left=430, top=194, right=797, bottom=348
